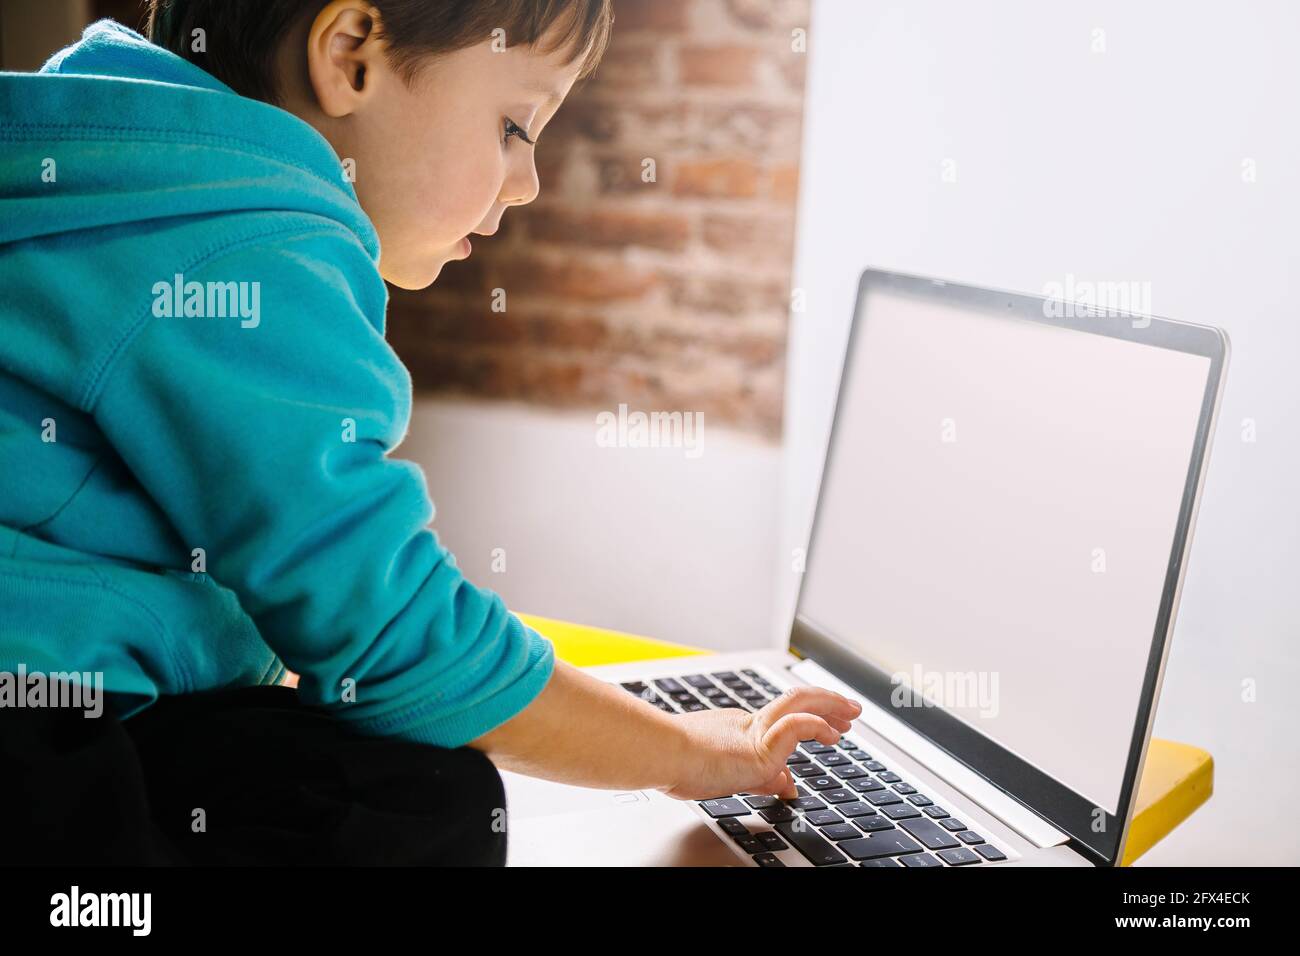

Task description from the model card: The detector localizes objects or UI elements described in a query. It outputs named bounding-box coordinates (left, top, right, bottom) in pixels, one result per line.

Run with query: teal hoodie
left=0, top=21, right=554, bottom=747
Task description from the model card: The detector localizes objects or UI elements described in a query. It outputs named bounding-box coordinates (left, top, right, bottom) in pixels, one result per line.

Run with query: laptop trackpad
left=502, top=773, right=737, bottom=867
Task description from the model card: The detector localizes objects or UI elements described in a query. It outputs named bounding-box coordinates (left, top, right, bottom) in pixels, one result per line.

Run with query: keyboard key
left=802, top=741, right=836, bottom=755
left=718, top=817, right=749, bottom=836
left=836, top=802, right=876, bottom=818
left=699, top=798, right=750, bottom=818
left=744, top=795, right=780, bottom=810
left=856, top=816, right=896, bottom=833
left=937, top=847, right=982, bottom=866
left=939, top=818, right=966, bottom=831
left=682, top=674, right=715, bottom=689
left=712, top=699, right=744, bottom=709
left=804, top=809, right=843, bottom=827
left=620, top=681, right=648, bottom=693
left=957, top=831, right=986, bottom=845
left=821, top=789, right=858, bottom=804
left=681, top=701, right=707, bottom=712
left=735, top=835, right=762, bottom=853
left=786, top=752, right=811, bottom=765
left=757, top=832, right=788, bottom=852
left=669, top=691, right=696, bottom=704
left=711, top=671, right=740, bottom=681
left=788, top=796, right=825, bottom=811
left=654, top=678, right=686, bottom=694
left=975, top=844, right=1007, bottom=862
left=701, top=687, right=729, bottom=698
left=821, top=823, right=863, bottom=841
left=863, top=761, right=887, bottom=773
left=849, top=777, right=886, bottom=793
left=907, top=794, right=934, bottom=807
left=883, top=806, right=925, bottom=822
left=775, top=821, right=849, bottom=866
left=880, top=804, right=922, bottom=820
left=923, top=806, right=950, bottom=818
left=741, top=669, right=761, bottom=678
left=893, top=783, right=917, bottom=795
left=877, top=771, right=902, bottom=784
left=833, top=765, right=867, bottom=780
left=900, top=853, right=943, bottom=868
left=805, top=777, right=840, bottom=791
left=752, top=852, right=785, bottom=867
left=792, top=763, right=830, bottom=778
left=865, top=790, right=903, bottom=806
left=837, top=831, right=924, bottom=861
left=760, top=806, right=797, bottom=824
left=817, top=753, right=851, bottom=767
left=860, top=858, right=902, bottom=867
left=899, top=818, right=961, bottom=850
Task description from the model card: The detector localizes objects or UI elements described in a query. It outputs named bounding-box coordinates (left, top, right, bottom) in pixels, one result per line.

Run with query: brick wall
left=387, top=0, right=811, bottom=440
left=86, top=0, right=811, bottom=440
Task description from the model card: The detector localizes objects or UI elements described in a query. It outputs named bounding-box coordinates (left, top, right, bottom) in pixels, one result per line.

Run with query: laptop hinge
left=791, top=659, right=1070, bottom=850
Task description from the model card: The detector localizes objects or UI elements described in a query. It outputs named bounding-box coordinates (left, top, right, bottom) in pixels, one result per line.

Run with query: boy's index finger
left=753, top=685, right=861, bottom=732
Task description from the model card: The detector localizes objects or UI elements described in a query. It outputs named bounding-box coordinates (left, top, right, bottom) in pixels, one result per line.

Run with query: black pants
left=0, top=684, right=507, bottom=866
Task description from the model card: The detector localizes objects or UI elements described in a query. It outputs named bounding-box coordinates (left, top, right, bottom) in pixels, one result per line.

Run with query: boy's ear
left=306, top=0, right=386, bottom=118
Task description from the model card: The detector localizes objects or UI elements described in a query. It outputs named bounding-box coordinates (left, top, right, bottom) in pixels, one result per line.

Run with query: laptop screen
left=793, top=273, right=1223, bottom=859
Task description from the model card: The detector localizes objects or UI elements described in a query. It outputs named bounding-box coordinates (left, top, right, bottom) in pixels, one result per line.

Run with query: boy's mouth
left=455, top=226, right=496, bottom=259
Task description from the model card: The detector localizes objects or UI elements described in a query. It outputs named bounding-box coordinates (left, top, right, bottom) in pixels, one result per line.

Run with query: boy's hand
left=661, top=687, right=862, bottom=801
left=472, top=660, right=861, bottom=801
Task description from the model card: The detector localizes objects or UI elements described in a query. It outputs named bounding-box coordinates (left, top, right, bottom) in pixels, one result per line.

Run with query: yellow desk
left=518, top=612, right=1213, bottom=867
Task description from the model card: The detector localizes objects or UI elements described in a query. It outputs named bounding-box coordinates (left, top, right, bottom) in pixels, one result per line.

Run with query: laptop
left=502, top=268, right=1230, bottom=867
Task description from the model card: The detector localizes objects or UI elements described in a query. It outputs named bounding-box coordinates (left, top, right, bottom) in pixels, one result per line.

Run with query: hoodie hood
left=0, top=20, right=378, bottom=259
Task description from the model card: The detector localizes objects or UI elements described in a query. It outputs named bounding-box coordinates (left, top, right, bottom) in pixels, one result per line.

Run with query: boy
left=0, top=0, right=858, bottom=864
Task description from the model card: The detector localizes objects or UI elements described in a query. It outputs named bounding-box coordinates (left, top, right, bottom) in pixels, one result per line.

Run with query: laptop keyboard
left=619, top=669, right=1009, bottom=868
left=620, top=668, right=777, bottom=713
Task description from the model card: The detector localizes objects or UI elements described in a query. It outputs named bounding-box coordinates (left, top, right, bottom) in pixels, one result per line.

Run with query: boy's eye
left=503, top=118, right=536, bottom=146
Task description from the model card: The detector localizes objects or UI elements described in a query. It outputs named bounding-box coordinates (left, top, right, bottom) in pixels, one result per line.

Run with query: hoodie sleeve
left=86, top=221, right=554, bottom=748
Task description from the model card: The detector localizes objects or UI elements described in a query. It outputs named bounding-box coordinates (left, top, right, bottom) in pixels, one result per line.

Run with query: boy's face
left=284, top=3, right=584, bottom=289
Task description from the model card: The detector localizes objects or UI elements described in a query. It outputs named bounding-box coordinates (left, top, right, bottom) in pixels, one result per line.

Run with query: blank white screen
left=798, top=287, right=1211, bottom=815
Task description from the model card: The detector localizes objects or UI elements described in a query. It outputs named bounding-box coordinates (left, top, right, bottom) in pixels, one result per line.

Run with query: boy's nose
left=501, top=155, right=540, bottom=207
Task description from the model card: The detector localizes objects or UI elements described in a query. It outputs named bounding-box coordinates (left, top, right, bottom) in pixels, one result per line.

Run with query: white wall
left=781, top=0, right=1300, bottom=864
left=400, top=398, right=780, bottom=652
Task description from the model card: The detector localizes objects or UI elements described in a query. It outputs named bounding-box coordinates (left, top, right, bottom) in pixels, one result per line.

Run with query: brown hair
left=146, top=0, right=613, bottom=105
